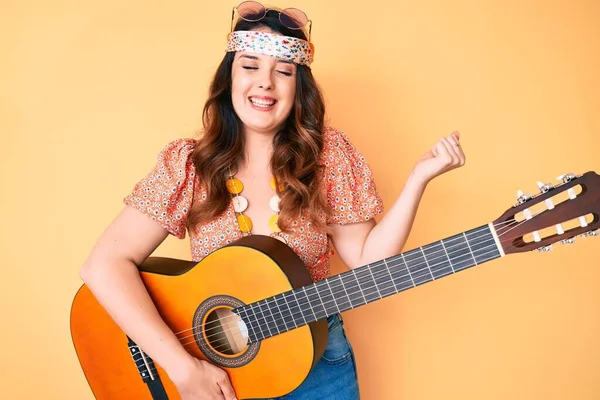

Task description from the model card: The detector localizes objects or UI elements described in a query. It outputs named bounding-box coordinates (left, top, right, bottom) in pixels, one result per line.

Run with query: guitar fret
left=305, top=287, right=320, bottom=321
left=246, top=308, right=259, bottom=342
left=290, top=290, right=307, bottom=327
left=352, top=268, right=368, bottom=305
left=355, top=267, right=378, bottom=302
left=389, top=257, right=410, bottom=291
left=260, top=299, right=278, bottom=335
left=323, top=278, right=342, bottom=314
left=420, top=247, right=435, bottom=280
left=250, top=303, right=267, bottom=340
left=463, top=232, right=477, bottom=266
left=315, top=280, right=336, bottom=315
left=422, top=242, right=453, bottom=278
left=313, top=282, right=329, bottom=318
left=367, top=263, right=384, bottom=300
left=337, top=275, right=353, bottom=310
left=276, top=297, right=290, bottom=333
left=383, top=259, right=400, bottom=295
left=280, top=292, right=297, bottom=329
left=399, top=253, right=416, bottom=287
left=385, top=257, right=408, bottom=292
left=298, top=287, right=315, bottom=323
left=273, top=294, right=289, bottom=332
left=266, top=297, right=282, bottom=333
left=405, top=250, right=431, bottom=285
left=239, top=224, right=502, bottom=342
left=372, top=262, right=395, bottom=298
left=236, top=308, right=255, bottom=342
left=468, top=230, right=498, bottom=264
left=269, top=298, right=283, bottom=335
left=470, top=227, right=500, bottom=263
left=445, top=236, right=476, bottom=271
left=304, top=285, right=326, bottom=320
left=341, top=271, right=365, bottom=307
left=392, top=260, right=416, bottom=292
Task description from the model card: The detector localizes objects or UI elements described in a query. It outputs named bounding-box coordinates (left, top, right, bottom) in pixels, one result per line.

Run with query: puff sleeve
left=322, top=127, right=384, bottom=225
left=123, top=138, right=197, bottom=239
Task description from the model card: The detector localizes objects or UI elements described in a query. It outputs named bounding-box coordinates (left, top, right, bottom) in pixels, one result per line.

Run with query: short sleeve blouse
left=124, top=126, right=384, bottom=282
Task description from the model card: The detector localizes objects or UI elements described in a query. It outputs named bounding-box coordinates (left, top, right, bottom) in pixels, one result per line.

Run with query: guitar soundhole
left=193, top=296, right=259, bottom=368
left=204, top=308, right=248, bottom=355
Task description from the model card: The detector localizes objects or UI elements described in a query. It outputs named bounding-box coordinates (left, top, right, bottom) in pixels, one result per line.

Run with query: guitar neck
left=236, top=223, right=504, bottom=343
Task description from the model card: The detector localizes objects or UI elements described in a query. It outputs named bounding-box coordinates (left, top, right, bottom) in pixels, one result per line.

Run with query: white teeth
left=250, top=97, right=275, bottom=107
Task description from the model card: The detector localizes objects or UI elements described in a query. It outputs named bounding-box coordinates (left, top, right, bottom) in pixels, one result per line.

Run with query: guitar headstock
left=493, top=171, right=600, bottom=255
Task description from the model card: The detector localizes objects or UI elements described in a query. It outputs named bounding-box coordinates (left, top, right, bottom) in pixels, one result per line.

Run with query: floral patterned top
left=123, top=126, right=384, bottom=282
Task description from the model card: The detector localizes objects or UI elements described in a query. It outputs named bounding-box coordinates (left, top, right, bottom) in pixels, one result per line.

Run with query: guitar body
left=70, top=236, right=329, bottom=400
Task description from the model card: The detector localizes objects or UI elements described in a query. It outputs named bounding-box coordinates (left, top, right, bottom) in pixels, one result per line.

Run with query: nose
left=257, top=69, right=274, bottom=90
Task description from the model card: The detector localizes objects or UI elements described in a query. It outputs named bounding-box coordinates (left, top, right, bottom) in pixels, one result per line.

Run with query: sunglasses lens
left=280, top=8, right=308, bottom=29
left=237, top=1, right=266, bottom=21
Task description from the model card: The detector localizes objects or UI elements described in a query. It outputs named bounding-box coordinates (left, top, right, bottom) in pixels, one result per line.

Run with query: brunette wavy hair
left=187, top=9, right=330, bottom=233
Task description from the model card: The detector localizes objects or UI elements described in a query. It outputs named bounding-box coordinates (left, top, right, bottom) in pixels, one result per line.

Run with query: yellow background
left=2, top=0, right=599, bottom=399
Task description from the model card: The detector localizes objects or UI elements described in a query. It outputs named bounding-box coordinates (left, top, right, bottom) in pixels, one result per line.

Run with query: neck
left=241, top=130, right=275, bottom=173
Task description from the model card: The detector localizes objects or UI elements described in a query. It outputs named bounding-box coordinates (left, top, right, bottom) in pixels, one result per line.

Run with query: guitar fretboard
left=235, top=224, right=502, bottom=343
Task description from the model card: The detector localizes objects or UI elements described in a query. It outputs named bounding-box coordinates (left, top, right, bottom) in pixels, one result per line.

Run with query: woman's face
left=230, top=31, right=297, bottom=137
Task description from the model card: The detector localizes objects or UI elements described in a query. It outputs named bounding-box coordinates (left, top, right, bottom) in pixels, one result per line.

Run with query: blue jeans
left=262, top=314, right=360, bottom=400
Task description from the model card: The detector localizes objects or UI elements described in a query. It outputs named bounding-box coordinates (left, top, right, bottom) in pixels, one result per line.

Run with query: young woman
left=79, top=2, right=466, bottom=399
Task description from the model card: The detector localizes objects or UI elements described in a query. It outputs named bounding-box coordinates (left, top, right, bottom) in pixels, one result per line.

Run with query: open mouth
left=249, top=97, right=277, bottom=108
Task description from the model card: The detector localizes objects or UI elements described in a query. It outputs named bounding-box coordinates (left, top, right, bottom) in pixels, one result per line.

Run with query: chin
left=242, top=118, right=279, bottom=133
left=251, top=125, right=279, bottom=134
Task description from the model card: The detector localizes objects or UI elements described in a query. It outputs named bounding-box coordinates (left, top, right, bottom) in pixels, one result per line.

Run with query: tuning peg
left=519, top=202, right=542, bottom=243
left=536, top=181, right=553, bottom=194
left=517, top=190, right=532, bottom=204
left=560, top=237, right=576, bottom=245
left=537, top=245, right=553, bottom=252
left=551, top=179, right=578, bottom=200
left=556, top=173, right=577, bottom=183
left=582, top=230, right=599, bottom=238
left=539, top=185, right=557, bottom=210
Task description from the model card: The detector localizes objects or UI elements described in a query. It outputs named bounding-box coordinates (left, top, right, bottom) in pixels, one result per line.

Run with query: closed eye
left=242, top=65, right=293, bottom=76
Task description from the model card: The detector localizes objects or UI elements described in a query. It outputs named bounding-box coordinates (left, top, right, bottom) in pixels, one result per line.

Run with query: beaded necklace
left=226, top=169, right=287, bottom=243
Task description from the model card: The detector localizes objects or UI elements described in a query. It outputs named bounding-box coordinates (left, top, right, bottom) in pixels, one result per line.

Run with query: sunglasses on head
left=230, top=1, right=312, bottom=42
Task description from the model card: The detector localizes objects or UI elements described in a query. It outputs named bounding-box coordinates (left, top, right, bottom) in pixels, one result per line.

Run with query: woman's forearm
left=80, top=259, right=193, bottom=374
left=360, top=172, right=428, bottom=264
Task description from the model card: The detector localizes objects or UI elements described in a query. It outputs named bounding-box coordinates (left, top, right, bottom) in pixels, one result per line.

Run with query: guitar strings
left=180, top=244, right=502, bottom=351
left=137, top=206, right=567, bottom=366
left=132, top=232, right=503, bottom=366
left=167, top=213, right=544, bottom=348
left=134, top=235, right=505, bottom=368
left=170, top=222, right=527, bottom=351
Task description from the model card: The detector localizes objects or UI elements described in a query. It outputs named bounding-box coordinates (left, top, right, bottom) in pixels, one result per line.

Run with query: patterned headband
left=225, top=30, right=314, bottom=66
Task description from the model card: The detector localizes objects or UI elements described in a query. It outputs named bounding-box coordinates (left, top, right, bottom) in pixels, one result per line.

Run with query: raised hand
left=411, top=131, right=466, bottom=184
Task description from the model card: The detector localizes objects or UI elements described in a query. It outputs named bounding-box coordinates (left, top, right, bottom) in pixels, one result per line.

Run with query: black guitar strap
left=146, top=375, right=169, bottom=400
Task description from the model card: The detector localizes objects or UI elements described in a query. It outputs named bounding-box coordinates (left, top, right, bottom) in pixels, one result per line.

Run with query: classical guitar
left=70, top=172, right=599, bottom=399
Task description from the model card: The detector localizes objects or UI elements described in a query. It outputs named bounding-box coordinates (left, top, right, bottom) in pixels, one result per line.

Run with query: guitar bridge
left=127, top=337, right=169, bottom=399
left=128, top=337, right=157, bottom=382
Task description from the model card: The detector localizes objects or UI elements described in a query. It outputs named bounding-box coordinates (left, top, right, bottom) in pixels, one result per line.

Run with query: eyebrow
left=238, top=54, right=294, bottom=64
